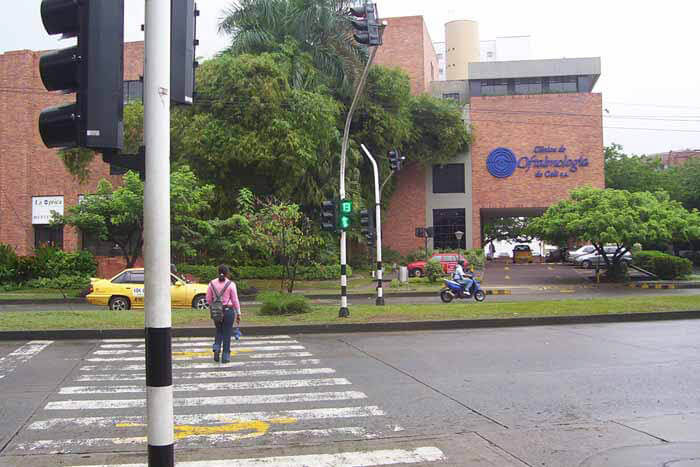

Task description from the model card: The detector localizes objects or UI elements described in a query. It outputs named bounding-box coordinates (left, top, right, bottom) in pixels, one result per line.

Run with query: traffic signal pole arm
left=338, top=45, right=378, bottom=318
left=360, top=144, right=384, bottom=305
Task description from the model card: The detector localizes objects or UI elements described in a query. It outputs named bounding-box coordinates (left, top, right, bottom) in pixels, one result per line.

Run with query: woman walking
left=206, top=265, right=241, bottom=363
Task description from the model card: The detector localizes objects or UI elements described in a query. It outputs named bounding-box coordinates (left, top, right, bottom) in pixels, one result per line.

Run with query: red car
left=407, top=253, right=467, bottom=278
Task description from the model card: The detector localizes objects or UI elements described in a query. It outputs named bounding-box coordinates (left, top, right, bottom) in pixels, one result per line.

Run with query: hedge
left=0, top=244, right=97, bottom=285
left=633, top=251, right=692, bottom=280
left=258, top=291, right=311, bottom=315
left=177, top=264, right=351, bottom=282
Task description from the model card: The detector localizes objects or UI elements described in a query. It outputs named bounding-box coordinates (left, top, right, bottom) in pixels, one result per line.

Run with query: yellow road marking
left=117, top=417, right=297, bottom=441
left=172, top=349, right=254, bottom=359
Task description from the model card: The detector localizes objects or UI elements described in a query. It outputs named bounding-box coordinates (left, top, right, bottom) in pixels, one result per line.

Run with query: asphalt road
left=1, top=320, right=699, bottom=466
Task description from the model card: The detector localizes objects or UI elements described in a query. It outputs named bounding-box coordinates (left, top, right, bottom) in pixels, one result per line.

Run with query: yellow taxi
left=512, top=244, right=534, bottom=264
left=86, top=268, right=209, bottom=310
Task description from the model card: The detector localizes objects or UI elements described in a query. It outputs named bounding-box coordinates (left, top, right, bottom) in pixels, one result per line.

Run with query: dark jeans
left=213, top=307, right=235, bottom=359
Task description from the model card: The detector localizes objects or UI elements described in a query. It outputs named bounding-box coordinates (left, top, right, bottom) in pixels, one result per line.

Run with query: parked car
left=575, top=247, right=632, bottom=269
left=407, top=253, right=467, bottom=278
left=544, top=248, right=568, bottom=263
left=512, top=244, right=533, bottom=264
left=86, top=268, right=209, bottom=310
left=566, top=245, right=596, bottom=262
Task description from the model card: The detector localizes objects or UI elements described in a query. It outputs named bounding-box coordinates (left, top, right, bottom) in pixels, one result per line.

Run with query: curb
left=3, top=310, right=699, bottom=341
left=0, top=298, right=84, bottom=305
left=628, top=282, right=700, bottom=289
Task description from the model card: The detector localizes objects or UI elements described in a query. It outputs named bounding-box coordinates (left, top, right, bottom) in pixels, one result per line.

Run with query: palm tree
left=218, top=0, right=366, bottom=93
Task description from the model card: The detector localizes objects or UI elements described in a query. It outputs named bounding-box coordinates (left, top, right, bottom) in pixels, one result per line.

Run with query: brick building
left=657, top=149, right=700, bottom=168
left=0, top=42, right=144, bottom=276
left=375, top=17, right=604, bottom=253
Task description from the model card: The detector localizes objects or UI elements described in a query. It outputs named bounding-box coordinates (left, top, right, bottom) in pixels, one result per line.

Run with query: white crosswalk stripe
left=8, top=335, right=446, bottom=464
left=63, top=447, right=446, bottom=466
left=0, top=340, right=53, bottom=380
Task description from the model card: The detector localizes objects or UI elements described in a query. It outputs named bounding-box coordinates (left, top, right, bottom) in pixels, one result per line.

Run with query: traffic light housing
left=360, top=209, right=370, bottom=236
left=389, top=149, right=404, bottom=171
left=349, top=3, right=381, bottom=46
left=171, top=0, right=199, bottom=105
left=38, top=0, right=125, bottom=150
left=338, top=199, right=353, bottom=230
left=321, top=200, right=337, bottom=232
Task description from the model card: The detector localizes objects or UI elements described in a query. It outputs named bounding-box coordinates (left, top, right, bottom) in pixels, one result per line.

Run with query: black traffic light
left=360, top=209, right=370, bottom=236
left=349, top=3, right=381, bottom=46
left=38, top=0, right=125, bottom=150
left=321, top=200, right=337, bottom=232
left=389, top=149, right=405, bottom=171
left=171, top=0, right=199, bottom=105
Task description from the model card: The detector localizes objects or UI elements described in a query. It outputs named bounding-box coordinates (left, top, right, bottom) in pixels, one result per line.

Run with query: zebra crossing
left=6, top=335, right=447, bottom=465
left=0, top=340, right=53, bottom=380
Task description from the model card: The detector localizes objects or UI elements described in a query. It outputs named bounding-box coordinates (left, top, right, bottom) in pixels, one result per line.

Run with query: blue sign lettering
left=487, top=146, right=589, bottom=179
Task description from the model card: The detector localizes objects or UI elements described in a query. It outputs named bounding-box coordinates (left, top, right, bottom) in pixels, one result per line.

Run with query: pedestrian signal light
left=338, top=199, right=353, bottom=230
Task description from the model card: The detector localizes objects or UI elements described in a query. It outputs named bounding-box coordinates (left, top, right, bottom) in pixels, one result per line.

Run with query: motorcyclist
left=452, top=260, right=473, bottom=297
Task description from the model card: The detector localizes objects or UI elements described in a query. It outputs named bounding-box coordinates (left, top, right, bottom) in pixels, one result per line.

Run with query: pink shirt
left=206, top=279, right=241, bottom=313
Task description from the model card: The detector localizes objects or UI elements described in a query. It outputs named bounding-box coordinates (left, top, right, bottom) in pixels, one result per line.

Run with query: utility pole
left=360, top=144, right=384, bottom=305
left=143, top=0, right=173, bottom=465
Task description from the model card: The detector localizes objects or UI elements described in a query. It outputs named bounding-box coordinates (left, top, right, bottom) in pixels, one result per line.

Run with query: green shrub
left=463, top=248, right=485, bottom=270
left=425, top=258, right=443, bottom=283
left=381, top=248, right=403, bottom=265
left=177, top=264, right=351, bottom=282
left=258, top=291, right=311, bottom=315
left=30, top=247, right=97, bottom=279
left=634, top=251, right=692, bottom=280
left=404, top=248, right=430, bottom=263
left=25, top=274, right=91, bottom=290
left=0, top=244, right=18, bottom=283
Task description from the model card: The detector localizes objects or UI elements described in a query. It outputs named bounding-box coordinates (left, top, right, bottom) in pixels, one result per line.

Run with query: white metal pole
left=360, top=144, right=384, bottom=305
left=144, top=0, right=173, bottom=465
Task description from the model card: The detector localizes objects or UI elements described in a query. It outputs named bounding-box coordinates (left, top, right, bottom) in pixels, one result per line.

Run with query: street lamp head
left=455, top=230, right=464, bottom=241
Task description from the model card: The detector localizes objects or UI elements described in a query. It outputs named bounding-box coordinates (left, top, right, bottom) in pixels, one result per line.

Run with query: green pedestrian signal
left=338, top=199, right=353, bottom=230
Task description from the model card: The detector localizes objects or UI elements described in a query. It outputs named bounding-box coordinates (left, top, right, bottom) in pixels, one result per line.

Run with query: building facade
left=375, top=17, right=604, bottom=253
left=0, top=42, right=145, bottom=276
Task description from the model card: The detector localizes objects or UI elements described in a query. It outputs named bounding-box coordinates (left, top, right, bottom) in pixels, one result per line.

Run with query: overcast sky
left=5, top=0, right=699, bottom=155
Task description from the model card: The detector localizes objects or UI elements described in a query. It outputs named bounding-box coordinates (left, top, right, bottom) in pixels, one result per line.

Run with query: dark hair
left=217, top=264, right=229, bottom=282
left=458, top=260, right=465, bottom=266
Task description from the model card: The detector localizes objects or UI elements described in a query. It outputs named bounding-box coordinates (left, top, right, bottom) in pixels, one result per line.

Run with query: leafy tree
left=667, top=158, right=700, bottom=211
left=219, top=0, right=364, bottom=93
left=172, top=52, right=343, bottom=216
left=528, top=187, right=700, bottom=279
left=409, top=95, right=471, bottom=165
left=58, top=102, right=145, bottom=183
left=245, top=196, right=323, bottom=292
left=482, top=217, right=533, bottom=246
left=57, top=167, right=222, bottom=268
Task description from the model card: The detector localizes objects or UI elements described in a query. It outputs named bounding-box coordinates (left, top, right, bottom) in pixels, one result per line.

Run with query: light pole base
left=339, top=307, right=350, bottom=318
left=375, top=296, right=385, bottom=306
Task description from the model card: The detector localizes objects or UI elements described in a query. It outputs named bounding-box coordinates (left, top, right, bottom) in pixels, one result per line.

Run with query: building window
left=442, top=93, right=460, bottom=102
left=481, top=79, right=508, bottom=96
left=433, top=208, right=466, bottom=250
left=546, top=76, right=578, bottom=93
left=123, top=80, right=143, bottom=104
left=514, top=77, right=542, bottom=95
left=34, top=225, right=63, bottom=250
left=433, top=164, right=465, bottom=193
left=82, top=231, right=120, bottom=257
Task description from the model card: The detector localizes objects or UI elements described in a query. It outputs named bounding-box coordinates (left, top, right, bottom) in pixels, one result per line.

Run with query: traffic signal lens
left=340, top=200, right=352, bottom=213
left=39, top=103, right=79, bottom=148
left=340, top=215, right=351, bottom=229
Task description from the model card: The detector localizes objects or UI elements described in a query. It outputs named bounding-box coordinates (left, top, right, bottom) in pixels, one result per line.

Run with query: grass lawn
left=1, top=296, right=699, bottom=331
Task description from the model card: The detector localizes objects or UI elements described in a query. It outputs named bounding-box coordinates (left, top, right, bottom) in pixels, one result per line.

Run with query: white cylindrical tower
left=445, top=19, right=480, bottom=80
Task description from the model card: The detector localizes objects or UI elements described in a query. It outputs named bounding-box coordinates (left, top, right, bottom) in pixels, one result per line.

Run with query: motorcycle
left=440, top=276, right=485, bottom=303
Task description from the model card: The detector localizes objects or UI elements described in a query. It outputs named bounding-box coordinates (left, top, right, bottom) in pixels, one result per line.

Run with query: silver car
left=566, top=245, right=596, bottom=262
left=575, top=247, right=632, bottom=269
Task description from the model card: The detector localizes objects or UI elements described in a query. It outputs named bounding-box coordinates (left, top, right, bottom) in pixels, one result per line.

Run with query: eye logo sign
left=486, top=147, right=517, bottom=178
